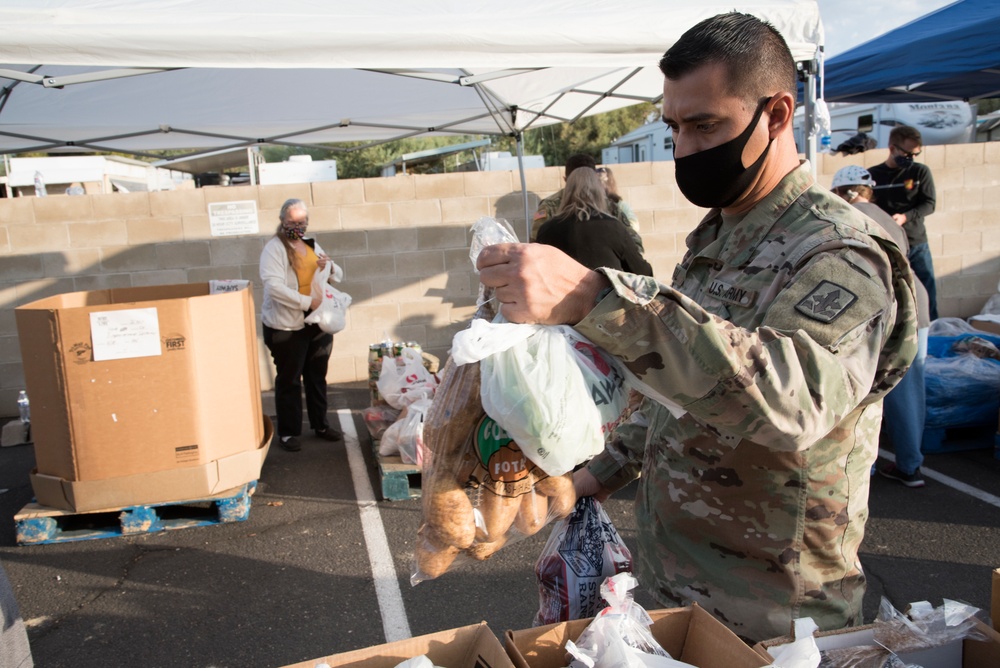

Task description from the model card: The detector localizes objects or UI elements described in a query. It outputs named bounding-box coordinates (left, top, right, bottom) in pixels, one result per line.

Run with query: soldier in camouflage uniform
left=478, top=12, right=917, bottom=644
left=532, top=154, right=645, bottom=252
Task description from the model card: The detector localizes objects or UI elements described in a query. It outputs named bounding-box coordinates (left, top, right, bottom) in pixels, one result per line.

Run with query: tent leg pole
left=801, top=63, right=818, bottom=178
left=515, top=133, right=530, bottom=241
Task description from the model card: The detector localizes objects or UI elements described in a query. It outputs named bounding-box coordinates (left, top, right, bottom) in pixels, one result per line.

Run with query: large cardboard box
left=281, top=622, right=514, bottom=668
left=28, top=416, right=272, bottom=512
left=16, top=283, right=263, bottom=484
left=755, top=617, right=1000, bottom=667
left=505, top=604, right=768, bottom=668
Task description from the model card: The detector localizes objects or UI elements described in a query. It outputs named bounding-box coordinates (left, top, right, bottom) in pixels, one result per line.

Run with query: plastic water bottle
left=33, top=171, right=47, bottom=197
left=820, top=134, right=832, bottom=153
left=17, top=391, right=29, bottom=424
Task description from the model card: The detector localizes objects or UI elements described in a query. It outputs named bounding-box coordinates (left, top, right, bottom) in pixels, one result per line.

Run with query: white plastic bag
left=305, top=264, right=351, bottom=334
left=378, top=397, right=431, bottom=466
left=377, top=347, right=438, bottom=410
left=452, top=318, right=629, bottom=477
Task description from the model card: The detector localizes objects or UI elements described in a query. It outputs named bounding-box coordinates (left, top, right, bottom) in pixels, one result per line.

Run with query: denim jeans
left=880, top=327, right=928, bottom=474
left=907, top=242, right=938, bottom=321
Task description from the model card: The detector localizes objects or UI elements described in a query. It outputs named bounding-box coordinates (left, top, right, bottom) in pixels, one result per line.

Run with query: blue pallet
left=15, top=482, right=256, bottom=545
left=921, top=425, right=997, bottom=454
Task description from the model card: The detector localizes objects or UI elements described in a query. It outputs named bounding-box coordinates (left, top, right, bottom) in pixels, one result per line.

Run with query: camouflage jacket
left=575, top=163, right=918, bottom=643
left=532, top=190, right=645, bottom=252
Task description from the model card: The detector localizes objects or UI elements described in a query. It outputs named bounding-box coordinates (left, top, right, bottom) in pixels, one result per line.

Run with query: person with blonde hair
left=597, top=166, right=641, bottom=239
left=535, top=167, right=651, bottom=276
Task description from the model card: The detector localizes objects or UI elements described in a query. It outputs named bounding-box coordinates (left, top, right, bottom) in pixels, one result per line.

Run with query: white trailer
left=795, top=101, right=975, bottom=153
left=602, top=121, right=674, bottom=164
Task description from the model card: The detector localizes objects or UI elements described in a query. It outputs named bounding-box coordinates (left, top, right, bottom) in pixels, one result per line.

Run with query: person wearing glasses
left=869, top=126, right=938, bottom=320
left=831, top=165, right=930, bottom=489
left=478, top=12, right=917, bottom=642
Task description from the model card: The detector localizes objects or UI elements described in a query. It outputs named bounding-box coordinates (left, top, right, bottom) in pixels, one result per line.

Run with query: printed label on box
left=90, top=308, right=162, bottom=361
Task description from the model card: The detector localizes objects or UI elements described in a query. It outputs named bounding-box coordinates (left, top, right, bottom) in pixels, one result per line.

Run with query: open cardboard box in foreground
left=281, top=621, right=513, bottom=668
left=505, top=603, right=768, bottom=668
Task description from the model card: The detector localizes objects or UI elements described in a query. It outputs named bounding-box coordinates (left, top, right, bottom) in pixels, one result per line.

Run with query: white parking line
left=879, top=448, right=1000, bottom=509
left=338, top=408, right=412, bottom=643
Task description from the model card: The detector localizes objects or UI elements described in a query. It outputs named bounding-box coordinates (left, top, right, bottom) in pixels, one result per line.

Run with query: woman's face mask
left=673, top=96, right=773, bottom=209
left=281, top=212, right=308, bottom=240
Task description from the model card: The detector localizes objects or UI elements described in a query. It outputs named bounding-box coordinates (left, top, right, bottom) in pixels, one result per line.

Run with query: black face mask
left=893, top=154, right=914, bottom=169
left=674, top=97, right=773, bottom=209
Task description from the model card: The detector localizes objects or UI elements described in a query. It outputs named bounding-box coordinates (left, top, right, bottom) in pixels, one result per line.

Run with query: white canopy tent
left=0, top=0, right=824, bottom=224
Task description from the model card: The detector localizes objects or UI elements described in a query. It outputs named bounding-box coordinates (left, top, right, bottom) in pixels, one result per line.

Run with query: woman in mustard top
left=259, top=199, right=343, bottom=452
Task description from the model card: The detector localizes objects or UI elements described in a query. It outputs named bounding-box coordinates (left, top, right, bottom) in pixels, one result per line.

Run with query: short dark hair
left=889, top=125, right=922, bottom=147
left=659, top=12, right=796, bottom=105
left=564, top=153, right=597, bottom=177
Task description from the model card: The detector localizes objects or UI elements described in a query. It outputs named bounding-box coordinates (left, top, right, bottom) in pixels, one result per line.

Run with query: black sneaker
left=878, top=463, right=925, bottom=488
left=279, top=436, right=302, bottom=452
left=314, top=427, right=342, bottom=442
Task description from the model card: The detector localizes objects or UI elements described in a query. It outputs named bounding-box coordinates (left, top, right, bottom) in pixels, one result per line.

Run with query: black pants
left=263, top=323, right=334, bottom=438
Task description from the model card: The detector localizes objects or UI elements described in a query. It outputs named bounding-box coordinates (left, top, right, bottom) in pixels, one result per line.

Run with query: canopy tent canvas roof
left=0, top=0, right=824, bottom=160
left=822, top=0, right=1000, bottom=103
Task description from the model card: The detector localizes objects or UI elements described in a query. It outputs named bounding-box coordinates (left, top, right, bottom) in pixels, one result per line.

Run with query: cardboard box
left=505, top=604, right=768, bottom=668
left=280, top=621, right=514, bottom=668
left=969, top=315, right=1000, bottom=337
left=993, top=567, right=1000, bottom=633
left=28, top=416, right=272, bottom=512
left=755, top=617, right=1000, bottom=667
left=16, top=283, right=263, bottom=482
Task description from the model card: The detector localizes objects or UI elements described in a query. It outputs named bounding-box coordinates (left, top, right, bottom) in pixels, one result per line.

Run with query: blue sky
left=821, top=0, right=956, bottom=56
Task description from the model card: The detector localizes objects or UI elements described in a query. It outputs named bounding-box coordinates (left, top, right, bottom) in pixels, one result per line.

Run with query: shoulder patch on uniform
left=794, top=281, right=858, bottom=323
left=763, top=252, right=891, bottom=348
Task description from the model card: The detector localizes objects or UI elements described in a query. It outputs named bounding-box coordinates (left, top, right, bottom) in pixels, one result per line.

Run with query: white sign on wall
left=208, top=200, right=259, bottom=237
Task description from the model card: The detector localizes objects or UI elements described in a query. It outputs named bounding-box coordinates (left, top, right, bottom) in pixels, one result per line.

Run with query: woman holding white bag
left=260, top=198, right=343, bottom=452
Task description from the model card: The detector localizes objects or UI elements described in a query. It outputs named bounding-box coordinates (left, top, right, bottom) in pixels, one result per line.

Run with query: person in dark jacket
left=869, top=125, right=938, bottom=320
left=535, top=167, right=652, bottom=276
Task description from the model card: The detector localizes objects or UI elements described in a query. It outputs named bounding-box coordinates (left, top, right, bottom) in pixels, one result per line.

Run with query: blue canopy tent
left=822, top=0, right=1000, bottom=103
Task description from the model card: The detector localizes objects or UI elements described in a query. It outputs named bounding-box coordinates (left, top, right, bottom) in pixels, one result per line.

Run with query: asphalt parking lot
left=0, top=382, right=997, bottom=667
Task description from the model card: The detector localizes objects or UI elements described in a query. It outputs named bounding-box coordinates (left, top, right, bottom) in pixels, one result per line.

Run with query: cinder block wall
left=1, top=144, right=997, bottom=415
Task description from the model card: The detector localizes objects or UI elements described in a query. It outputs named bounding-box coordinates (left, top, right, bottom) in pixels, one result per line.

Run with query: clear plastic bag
left=818, top=597, right=990, bottom=668
left=565, top=573, right=694, bottom=668
left=534, top=497, right=633, bottom=626
left=376, top=347, right=439, bottom=410
left=304, top=264, right=351, bottom=334
left=361, top=404, right=400, bottom=440
left=412, top=296, right=577, bottom=584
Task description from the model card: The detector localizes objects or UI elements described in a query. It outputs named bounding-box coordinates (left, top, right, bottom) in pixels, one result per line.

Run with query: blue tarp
left=823, top=0, right=1000, bottom=103
left=925, top=334, right=1000, bottom=429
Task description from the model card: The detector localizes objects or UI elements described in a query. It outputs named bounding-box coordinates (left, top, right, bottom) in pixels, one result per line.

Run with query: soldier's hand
left=573, top=468, right=612, bottom=503
left=477, top=243, right=607, bottom=325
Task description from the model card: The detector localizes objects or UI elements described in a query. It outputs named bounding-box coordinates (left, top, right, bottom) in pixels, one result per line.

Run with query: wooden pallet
left=368, top=432, right=421, bottom=501
left=377, top=454, right=422, bottom=501
left=14, top=481, right=257, bottom=545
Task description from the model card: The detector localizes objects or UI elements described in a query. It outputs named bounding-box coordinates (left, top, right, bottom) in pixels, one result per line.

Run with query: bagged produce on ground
left=377, top=346, right=439, bottom=410
left=378, top=398, right=431, bottom=466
